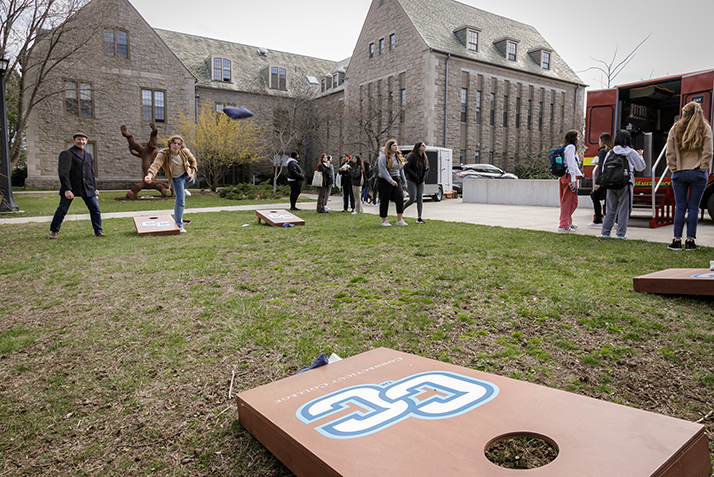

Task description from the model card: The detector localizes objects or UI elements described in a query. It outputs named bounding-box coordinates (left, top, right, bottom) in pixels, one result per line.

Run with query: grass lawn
left=1, top=197, right=713, bottom=475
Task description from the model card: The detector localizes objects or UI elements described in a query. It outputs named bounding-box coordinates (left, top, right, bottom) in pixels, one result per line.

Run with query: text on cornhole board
left=236, top=347, right=710, bottom=477
left=133, top=215, right=180, bottom=236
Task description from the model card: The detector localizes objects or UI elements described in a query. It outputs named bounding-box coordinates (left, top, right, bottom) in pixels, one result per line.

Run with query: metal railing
left=650, top=145, right=670, bottom=217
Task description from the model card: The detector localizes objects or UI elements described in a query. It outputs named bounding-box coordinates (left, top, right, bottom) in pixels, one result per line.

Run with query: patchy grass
left=0, top=208, right=713, bottom=475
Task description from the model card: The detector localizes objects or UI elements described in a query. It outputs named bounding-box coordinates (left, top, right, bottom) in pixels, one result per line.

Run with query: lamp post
left=0, top=56, right=19, bottom=212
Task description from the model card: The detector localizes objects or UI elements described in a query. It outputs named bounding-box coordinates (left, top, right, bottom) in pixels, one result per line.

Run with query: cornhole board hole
left=133, top=215, right=180, bottom=236
left=236, top=348, right=710, bottom=477
left=256, top=209, right=305, bottom=227
left=634, top=268, right=714, bottom=296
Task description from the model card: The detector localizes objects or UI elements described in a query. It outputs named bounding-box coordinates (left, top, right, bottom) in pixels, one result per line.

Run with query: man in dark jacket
left=286, top=151, right=304, bottom=211
left=49, top=133, right=104, bottom=239
left=338, top=154, right=354, bottom=211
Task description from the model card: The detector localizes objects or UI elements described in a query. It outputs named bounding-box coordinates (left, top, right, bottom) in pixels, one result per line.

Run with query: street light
left=0, top=56, right=20, bottom=212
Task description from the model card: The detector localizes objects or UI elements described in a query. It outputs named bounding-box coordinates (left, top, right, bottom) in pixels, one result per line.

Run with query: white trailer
left=399, top=146, right=453, bottom=201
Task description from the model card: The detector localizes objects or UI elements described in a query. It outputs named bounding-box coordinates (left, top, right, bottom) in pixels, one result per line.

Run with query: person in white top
left=558, top=130, right=583, bottom=233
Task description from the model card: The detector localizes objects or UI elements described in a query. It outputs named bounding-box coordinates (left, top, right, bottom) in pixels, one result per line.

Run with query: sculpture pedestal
left=133, top=215, right=180, bottom=236
left=236, top=348, right=710, bottom=477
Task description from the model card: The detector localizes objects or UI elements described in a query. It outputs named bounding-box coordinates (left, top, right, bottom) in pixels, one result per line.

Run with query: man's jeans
left=50, top=194, right=102, bottom=233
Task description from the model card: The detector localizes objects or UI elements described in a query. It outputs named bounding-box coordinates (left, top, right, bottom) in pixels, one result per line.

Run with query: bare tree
left=580, top=33, right=652, bottom=89
left=343, top=92, right=403, bottom=162
left=1, top=0, right=104, bottom=169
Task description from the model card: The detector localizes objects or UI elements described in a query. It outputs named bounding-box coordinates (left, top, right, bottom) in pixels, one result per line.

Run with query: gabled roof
left=155, top=29, right=346, bottom=96
left=398, top=0, right=584, bottom=85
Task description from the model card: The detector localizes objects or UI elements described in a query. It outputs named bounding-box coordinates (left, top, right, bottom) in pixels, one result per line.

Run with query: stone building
left=24, top=0, right=584, bottom=189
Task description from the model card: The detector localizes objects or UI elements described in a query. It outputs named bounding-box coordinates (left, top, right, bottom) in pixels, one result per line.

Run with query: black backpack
left=548, top=146, right=566, bottom=177
left=599, top=153, right=630, bottom=189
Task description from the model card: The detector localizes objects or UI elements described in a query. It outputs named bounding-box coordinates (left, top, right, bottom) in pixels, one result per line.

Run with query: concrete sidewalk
left=2, top=194, right=712, bottom=248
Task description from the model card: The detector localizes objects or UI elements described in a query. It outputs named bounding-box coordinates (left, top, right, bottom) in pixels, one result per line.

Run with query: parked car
left=452, top=164, right=518, bottom=195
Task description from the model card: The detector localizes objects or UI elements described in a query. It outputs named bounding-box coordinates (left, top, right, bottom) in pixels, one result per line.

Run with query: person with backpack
left=557, top=130, right=583, bottom=233
left=665, top=101, right=713, bottom=251
left=588, top=133, right=613, bottom=227
left=600, top=130, right=646, bottom=239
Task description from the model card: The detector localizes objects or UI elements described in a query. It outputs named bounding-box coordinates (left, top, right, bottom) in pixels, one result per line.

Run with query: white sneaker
left=185, top=190, right=192, bottom=196
left=396, top=219, right=408, bottom=226
left=558, top=227, right=572, bottom=233
left=381, top=221, right=391, bottom=227
left=586, top=221, right=601, bottom=228
left=569, top=224, right=578, bottom=230
left=179, top=227, right=187, bottom=233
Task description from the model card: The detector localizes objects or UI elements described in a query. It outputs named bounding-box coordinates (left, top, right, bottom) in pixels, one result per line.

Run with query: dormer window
left=212, top=57, right=231, bottom=82
left=493, top=36, right=520, bottom=61
left=527, top=47, right=553, bottom=69
left=454, top=26, right=481, bottom=52
left=270, top=66, right=287, bottom=90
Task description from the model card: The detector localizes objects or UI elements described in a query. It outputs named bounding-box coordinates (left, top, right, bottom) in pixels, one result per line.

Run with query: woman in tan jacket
left=145, top=135, right=197, bottom=233
left=665, top=102, right=713, bottom=250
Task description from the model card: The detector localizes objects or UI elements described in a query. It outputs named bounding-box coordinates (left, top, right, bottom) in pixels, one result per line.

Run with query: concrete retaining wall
left=462, top=179, right=560, bottom=207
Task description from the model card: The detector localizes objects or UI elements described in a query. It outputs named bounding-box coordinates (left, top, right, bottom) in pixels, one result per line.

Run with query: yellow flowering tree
left=175, top=104, right=266, bottom=192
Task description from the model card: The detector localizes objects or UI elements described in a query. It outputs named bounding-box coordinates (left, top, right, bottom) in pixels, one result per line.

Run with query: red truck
left=584, top=69, right=714, bottom=226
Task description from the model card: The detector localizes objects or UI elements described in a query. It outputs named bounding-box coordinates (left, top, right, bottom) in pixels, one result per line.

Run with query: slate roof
left=155, top=29, right=346, bottom=96
left=398, top=0, right=585, bottom=85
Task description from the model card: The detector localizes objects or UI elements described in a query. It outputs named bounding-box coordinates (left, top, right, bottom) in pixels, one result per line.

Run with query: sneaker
left=601, top=234, right=611, bottom=238
left=587, top=221, right=602, bottom=228
left=558, top=227, right=572, bottom=233
left=351, top=211, right=359, bottom=215
left=416, top=218, right=426, bottom=224
left=569, top=224, right=578, bottom=230
left=616, top=235, right=627, bottom=240
left=49, top=231, right=59, bottom=239
left=179, top=227, right=187, bottom=233
left=685, top=239, right=697, bottom=251
left=668, top=239, right=682, bottom=251
left=396, top=219, right=408, bottom=226
left=185, top=190, right=192, bottom=196
left=381, top=221, right=391, bottom=227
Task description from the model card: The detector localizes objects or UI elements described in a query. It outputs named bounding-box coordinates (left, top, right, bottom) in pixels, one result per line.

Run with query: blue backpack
left=548, top=146, right=566, bottom=177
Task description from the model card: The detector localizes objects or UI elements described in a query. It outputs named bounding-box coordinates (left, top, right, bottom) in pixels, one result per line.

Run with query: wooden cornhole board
left=256, top=209, right=305, bottom=227
left=236, top=348, right=710, bottom=477
left=634, top=268, right=714, bottom=296
left=133, top=215, right=180, bottom=236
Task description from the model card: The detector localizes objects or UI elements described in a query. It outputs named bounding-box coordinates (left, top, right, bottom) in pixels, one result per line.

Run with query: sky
left=128, top=0, right=714, bottom=91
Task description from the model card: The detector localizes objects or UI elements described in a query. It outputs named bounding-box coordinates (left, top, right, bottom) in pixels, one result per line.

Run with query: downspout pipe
left=443, top=53, right=451, bottom=148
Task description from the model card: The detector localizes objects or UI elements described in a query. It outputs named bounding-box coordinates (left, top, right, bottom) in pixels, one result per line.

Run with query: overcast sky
left=129, top=0, right=713, bottom=90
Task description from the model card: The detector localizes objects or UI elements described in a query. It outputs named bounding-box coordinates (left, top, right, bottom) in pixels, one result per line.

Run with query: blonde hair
left=167, top=135, right=185, bottom=148
left=383, top=138, right=404, bottom=169
left=673, top=102, right=710, bottom=151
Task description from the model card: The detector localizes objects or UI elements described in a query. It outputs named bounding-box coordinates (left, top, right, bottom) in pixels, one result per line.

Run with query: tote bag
left=311, top=170, right=323, bottom=187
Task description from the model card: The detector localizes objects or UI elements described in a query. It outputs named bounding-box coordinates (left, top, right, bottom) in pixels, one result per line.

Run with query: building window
left=507, top=41, right=517, bottom=61
left=541, top=51, right=551, bottom=69
left=321, top=78, right=326, bottom=92
left=390, top=34, right=395, bottom=50
left=325, top=75, right=332, bottom=89
left=337, top=72, right=345, bottom=86
left=503, top=95, right=509, bottom=127
left=333, top=73, right=338, bottom=87
left=212, top=57, right=231, bottom=82
left=369, top=43, right=374, bottom=58
left=467, top=30, right=478, bottom=51
left=379, top=38, right=385, bottom=55
left=104, top=29, right=128, bottom=58
left=538, top=101, right=544, bottom=131
left=515, top=98, right=521, bottom=129
left=64, top=81, right=93, bottom=117
left=399, top=88, right=406, bottom=123
left=270, top=66, right=287, bottom=90
left=141, top=89, right=165, bottom=122
left=489, top=93, right=495, bottom=126
left=459, top=151, right=466, bottom=164
left=476, top=91, right=482, bottom=124
left=460, top=88, right=468, bottom=123
left=527, top=99, right=532, bottom=130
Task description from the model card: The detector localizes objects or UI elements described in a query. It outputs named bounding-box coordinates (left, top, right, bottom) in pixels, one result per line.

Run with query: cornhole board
left=133, top=215, right=180, bottom=236
left=256, top=209, right=305, bottom=227
left=236, top=347, right=710, bottom=477
left=634, top=268, right=714, bottom=296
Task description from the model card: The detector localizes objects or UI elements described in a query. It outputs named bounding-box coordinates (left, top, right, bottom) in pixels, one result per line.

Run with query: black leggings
left=378, top=178, right=404, bottom=218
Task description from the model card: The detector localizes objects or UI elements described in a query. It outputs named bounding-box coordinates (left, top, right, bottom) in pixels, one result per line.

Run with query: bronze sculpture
left=121, top=122, right=171, bottom=199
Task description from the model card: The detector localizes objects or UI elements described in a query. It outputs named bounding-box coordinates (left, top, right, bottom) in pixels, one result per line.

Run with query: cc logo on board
left=296, top=371, right=498, bottom=439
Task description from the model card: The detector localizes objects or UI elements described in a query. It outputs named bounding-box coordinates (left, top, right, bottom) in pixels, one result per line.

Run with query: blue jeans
left=672, top=169, right=708, bottom=239
left=50, top=194, right=102, bottom=233
left=172, top=173, right=194, bottom=228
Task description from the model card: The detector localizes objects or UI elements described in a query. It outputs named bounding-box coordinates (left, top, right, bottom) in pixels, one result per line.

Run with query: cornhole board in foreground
left=256, top=209, right=305, bottom=227
left=236, top=348, right=710, bottom=477
left=633, top=268, right=714, bottom=296
left=133, top=215, right=180, bottom=236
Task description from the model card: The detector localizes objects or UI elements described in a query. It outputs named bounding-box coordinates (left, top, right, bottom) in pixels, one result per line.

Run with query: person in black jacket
left=403, top=141, right=430, bottom=224
left=338, top=153, right=354, bottom=211
left=49, top=133, right=104, bottom=239
left=286, top=151, right=304, bottom=211
left=349, top=155, right=364, bottom=214
left=588, top=133, right=612, bottom=227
